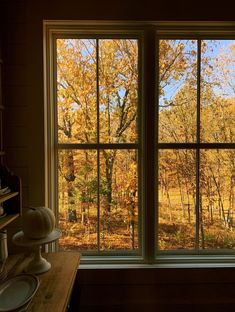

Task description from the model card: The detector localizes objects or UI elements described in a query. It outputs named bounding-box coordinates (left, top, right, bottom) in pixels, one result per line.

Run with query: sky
left=159, top=39, right=235, bottom=107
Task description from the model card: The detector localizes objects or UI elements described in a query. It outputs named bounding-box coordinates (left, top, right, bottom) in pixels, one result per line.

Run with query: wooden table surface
left=4, top=251, right=80, bottom=312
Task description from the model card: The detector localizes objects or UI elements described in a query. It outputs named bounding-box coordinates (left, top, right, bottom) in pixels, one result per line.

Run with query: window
left=44, top=21, right=235, bottom=265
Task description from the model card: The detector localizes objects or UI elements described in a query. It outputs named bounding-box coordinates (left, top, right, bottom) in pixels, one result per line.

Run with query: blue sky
left=159, top=39, right=235, bottom=107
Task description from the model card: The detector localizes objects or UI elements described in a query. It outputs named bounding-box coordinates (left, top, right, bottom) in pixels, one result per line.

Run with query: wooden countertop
left=4, top=251, right=80, bottom=312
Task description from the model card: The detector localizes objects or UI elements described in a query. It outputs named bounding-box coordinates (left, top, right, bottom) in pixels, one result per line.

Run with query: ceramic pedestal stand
left=12, top=229, right=61, bottom=274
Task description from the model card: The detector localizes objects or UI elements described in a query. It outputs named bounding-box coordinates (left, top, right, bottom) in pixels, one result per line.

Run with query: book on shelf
left=0, top=187, right=11, bottom=196
left=0, top=204, right=4, bottom=216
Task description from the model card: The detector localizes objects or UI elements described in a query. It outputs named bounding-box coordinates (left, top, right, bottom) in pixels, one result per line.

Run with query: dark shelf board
left=0, top=191, right=19, bottom=204
left=0, top=213, right=20, bottom=230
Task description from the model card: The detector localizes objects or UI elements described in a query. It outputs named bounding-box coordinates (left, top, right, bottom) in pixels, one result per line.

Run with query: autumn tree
left=98, top=39, right=138, bottom=226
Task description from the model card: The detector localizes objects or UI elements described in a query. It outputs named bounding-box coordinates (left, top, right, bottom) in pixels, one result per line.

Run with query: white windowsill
left=80, top=254, right=235, bottom=269
left=80, top=262, right=235, bottom=269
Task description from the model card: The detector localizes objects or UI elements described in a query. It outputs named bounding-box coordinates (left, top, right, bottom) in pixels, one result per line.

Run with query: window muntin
left=56, top=37, right=140, bottom=254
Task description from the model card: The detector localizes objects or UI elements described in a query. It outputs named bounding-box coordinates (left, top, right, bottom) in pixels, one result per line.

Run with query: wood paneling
left=75, top=268, right=235, bottom=312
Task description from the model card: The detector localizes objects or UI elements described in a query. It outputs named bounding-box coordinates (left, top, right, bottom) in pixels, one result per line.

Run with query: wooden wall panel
left=74, top=268, right=235, bottom=312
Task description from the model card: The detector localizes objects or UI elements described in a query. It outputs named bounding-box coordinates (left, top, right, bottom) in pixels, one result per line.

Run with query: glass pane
left=201, top=40, right=235, bottom=143
left=200, top=149, right=235, bottom=249
left=58, top=149, right=98, bottom=251
left=99, top=39, right=138, bottom=143
left=159, top=40, right=197, bottom=143
left=57, top=39, right=97, bottom=143
left=158, top=149, right=196, bottom=250
left=99, top=149, right=138, bottom=250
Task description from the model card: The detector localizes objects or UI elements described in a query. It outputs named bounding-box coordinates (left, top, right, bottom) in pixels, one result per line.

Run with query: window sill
left=80, top=262, right=235, bottom=269
left=79, top=254, right=235, bottom=269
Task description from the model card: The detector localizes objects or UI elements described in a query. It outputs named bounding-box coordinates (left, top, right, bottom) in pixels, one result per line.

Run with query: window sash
left=156, top=36, right=235, bottom=257
left=53, top=32, right=144, bottom=257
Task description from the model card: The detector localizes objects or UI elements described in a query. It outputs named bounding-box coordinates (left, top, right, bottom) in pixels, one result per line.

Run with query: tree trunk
left=200, top=197, right=205, bottom=249
left=65, top=150, right=76, bottom=222
left=228, top=174, right=235, bottom=229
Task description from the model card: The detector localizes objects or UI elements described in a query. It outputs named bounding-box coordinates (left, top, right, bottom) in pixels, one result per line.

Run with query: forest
left=56, top=37, right=235, bottom=252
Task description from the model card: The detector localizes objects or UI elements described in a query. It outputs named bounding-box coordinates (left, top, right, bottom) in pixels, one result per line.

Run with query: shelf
left=0, top=52, right=22, bottom=233
left=0, top=191, right=19, bottom=204
left=5, top=252, right=80, bottom=312
left=0, top=213, right=20, bottom=229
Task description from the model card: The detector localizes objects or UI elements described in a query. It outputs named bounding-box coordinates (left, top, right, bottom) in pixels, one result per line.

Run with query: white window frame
left=44, top=20, right=235, bottom=266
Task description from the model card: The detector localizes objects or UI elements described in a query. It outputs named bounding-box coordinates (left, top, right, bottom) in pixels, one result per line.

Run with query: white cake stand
left=12, top=229, right=61, bottom=274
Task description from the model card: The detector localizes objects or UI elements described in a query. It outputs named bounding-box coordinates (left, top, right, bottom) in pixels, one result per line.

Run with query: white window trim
left=43, top=20, right=235, bottom=266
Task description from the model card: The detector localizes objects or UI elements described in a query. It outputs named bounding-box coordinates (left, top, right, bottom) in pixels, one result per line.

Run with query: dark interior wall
left=2, top=0, right=235, bottom=310
left=75, top=267, right=235, bottom=312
